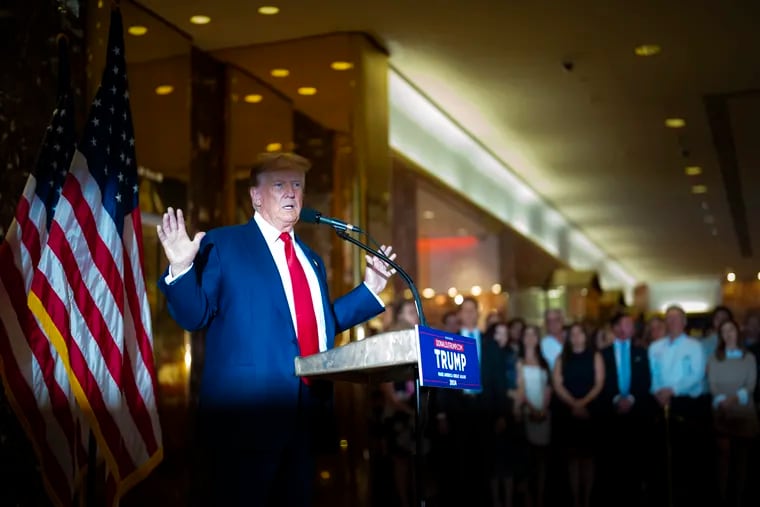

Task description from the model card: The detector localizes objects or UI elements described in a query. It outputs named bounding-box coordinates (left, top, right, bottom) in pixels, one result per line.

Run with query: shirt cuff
left=713, top=394, right=727, bottom=409
left=737, top=388, right=749, bottom=405
left=363, top=282, right=385, bottom=307
left=165, top=263, right=193, bottom=284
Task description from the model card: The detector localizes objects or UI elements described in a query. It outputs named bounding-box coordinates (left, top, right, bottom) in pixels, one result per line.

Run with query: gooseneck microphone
left=299, top=207, right=364, bottom=233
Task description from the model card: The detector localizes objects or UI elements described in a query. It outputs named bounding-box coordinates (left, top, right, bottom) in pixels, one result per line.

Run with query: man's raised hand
left=156, top=207, right=205, bottom=276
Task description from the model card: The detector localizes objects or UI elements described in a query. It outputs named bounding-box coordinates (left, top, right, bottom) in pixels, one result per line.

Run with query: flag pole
left=86, top=430, right=98, bottom=507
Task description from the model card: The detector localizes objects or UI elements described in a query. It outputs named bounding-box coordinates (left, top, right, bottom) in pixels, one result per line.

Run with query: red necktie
left=280, top=233, right=320, bottom=359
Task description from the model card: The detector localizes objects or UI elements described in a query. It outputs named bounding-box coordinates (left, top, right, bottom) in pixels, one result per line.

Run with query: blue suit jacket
left=157, top=218, right=384, bottom=450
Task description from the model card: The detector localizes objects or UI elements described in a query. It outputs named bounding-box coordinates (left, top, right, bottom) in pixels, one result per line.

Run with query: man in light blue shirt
left=648, top=305, right=712, bottom=506
left=649, top=307, right=706, bottom=404
left=540, top=308, right=564, bottom=372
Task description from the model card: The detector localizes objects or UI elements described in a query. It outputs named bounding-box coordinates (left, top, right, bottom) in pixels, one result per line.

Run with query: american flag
left=0, top=36, right=87, bottom=507
left=27, top=9, right=163, bottom=505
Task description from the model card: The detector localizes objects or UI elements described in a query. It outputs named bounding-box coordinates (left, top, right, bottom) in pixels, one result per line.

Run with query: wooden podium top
left=293, top=329, right=419, bottom=384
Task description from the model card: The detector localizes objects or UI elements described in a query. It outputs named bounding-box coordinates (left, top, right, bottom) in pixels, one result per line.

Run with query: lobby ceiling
left=134, top=0, right=760, bottom=284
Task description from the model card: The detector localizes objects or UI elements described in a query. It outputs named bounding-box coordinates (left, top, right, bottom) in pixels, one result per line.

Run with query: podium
left=295, top=327, right=480, bottom=507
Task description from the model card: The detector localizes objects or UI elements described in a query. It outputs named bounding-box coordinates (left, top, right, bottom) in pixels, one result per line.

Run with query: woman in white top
left=515, top=324, right=552, bottom=507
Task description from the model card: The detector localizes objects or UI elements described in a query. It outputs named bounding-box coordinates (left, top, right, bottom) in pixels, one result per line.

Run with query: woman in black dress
left=552, top=323, right=604, bottom=507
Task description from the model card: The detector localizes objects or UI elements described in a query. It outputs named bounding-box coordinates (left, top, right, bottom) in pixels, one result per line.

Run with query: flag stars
left=104, top=165, right=109, bottom=175
left=133, top=184, right=138, bottom=194
left=60, top=109, right=66, bottom=117
left=56, top=125, right=63, bottom=134
left=53, top=144, right=60, bottom=151
left=92, top=117, right=100, bottom=127
left=125, top=157, right=131, bottom=166
left=91, top=137, right=97, bottom=146
left=118, top=172, right=124, bottom=182
left=94, top=99, right=101, bottom=107
left=110, top=85, right=117, bottom=94
left=113, top=65, right=119, bottom=75
left=123, top=90, right=129, bottom=100
left=120, top=152, right=125, bottom=161
left=109, top=106, right=115, bottom=114
left=115, top=193, right=122, bottom=203
left=128, top=138, right=134, bottom=147
left=113, top=46, right=121, bottom=56
left=122, top=111, right=127, bottom=121
left=52, top=161, right=58, bottom=169
left=121, top=131, right=126, bottom=141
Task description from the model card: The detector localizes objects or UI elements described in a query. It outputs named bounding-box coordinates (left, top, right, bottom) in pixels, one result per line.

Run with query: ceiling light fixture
left=471, top=285, right=482, bottom=296
left=154, top=85, right=174, bottom=95
left=685, top=166, right=702, bottom=176
left=454, top=294, right=464, bottom=305
left=665, top=118, right=686, bottom=128
left=422, top=288, right=435, bottom=299
left=257, top=6, right=280, bottom=15
left=330, top=61, right=354, bottom=71
left=447, top=287, right=457, bottom=298
left=297, top=87, right=317, bottom=96
left=634, top=44, right=662, bottom=57
left=189, top=15, right=211, bottom=25
left=244, top=94, right=263, bottom=103
left=757, top=272, right=760, bottom=281
left=128, top=25, right=148, bottom=36
left=691, top=184, right=707, bottom=194
left=491, top=283, right=502, bottom=295
left=270, top=68, right=290, bottom=78
left=727, top=272, right=736, bottom=283
left=266, top=142, right=282, bottom=152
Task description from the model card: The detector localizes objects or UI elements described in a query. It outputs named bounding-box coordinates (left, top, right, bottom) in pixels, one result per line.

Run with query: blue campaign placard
left=416, top=325, right=481, bottom=390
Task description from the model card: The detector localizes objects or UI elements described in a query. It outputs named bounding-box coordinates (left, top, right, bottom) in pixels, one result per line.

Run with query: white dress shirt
left=541, top=335, right=563, bottom=372
left=648, top=333, right=706, bottom=398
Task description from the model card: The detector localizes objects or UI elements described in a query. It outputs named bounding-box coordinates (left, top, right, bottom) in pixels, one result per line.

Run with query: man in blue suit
left=156, top=153, right=395, bottom=506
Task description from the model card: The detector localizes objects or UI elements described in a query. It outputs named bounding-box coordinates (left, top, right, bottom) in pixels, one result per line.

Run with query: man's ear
left=249, top=186, right=260, bottom=208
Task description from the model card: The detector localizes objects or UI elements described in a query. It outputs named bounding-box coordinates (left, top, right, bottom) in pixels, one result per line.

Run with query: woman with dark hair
left=481, top=321, right=519, bottom=507
left=515, top=324, right=551, bottom=507
left=708, top=318, right=758, bottom=505
left=552, top=323, right=604, bottom=507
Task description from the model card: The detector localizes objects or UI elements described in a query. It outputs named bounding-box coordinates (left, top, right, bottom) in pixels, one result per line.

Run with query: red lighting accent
left=417, top=236, right=478, bottom=251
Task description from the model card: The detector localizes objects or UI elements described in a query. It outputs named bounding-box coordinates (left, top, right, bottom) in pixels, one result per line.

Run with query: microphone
left=299, top=207, right=364, bottom=233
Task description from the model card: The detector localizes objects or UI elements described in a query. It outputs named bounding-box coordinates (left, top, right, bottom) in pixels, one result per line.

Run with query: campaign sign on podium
left=416, top=325, right=481, bottom=390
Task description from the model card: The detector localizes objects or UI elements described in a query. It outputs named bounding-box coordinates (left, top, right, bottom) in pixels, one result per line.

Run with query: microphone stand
left=335, top=229, right=428, bottom=507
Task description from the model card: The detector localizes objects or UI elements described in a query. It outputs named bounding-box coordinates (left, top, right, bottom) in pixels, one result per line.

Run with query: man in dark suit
left=157, top=153, right=395, bottom=506
left=598, top=312, right=653, bottom=507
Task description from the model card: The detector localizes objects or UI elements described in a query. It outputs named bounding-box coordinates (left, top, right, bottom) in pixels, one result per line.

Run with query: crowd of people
left=370, top=300, right=760, bottom=507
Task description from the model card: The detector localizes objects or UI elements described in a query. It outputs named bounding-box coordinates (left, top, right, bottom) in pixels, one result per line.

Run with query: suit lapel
left=245, top=220, right=296, bottom=337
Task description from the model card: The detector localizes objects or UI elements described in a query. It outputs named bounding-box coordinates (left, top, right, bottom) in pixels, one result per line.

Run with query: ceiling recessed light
left=471, top=285, right=482, bottom=296
left=422, top=210, right=435, bottom=219
left=266, top=142, right=282, bottom=152
left=691, top=184, right=707, bottom=194
left=685, top=166, right=702, bottom=176
left=727, top=272, right=736, bottom=283
left=665, top=118, right=686, bottom=128
left=634, top=44, right=662, bottom=57
left=270, top=68, right=290, bottom=78
left=190, top=15, right=211, bottom=25
left=128, top=25, right=148, bottom=36
left=258, top=6, right=280, bottom=15
left=757, top=272, right=760, bottom=281
left=491, top=283, right=502, bottom=295
left=244, top=94, right=263, bottom=103
left=447, top=287, right=457, bottom=298
left=454, top=294, right=464, bottom=305
left=330, top=61, right=354, bottom=71
left=422, top=288, right=435, bottom=299
left=155, top=85, right=174, bottom=95
left=297, top=87, right=317, bottom=96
